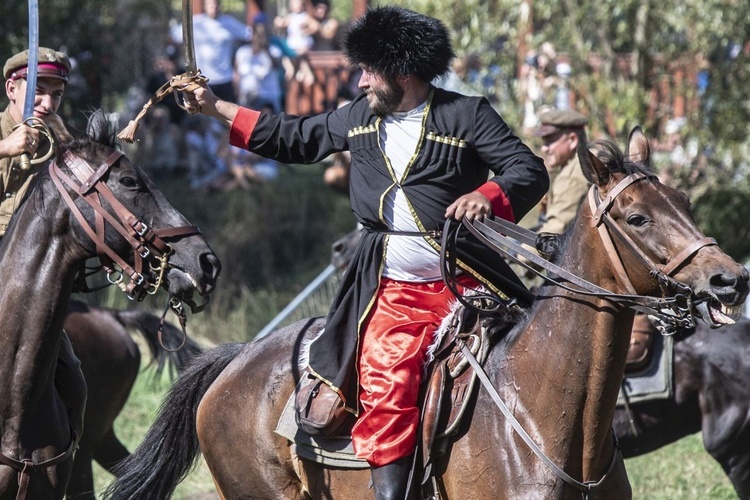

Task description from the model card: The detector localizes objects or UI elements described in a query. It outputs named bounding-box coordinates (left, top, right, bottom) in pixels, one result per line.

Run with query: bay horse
left=0, top=110, right=220, bottom=499
left=63, top=299, right=203, bottom=500
left=613, top=318, right=750, bottom=499
left=105, top=128, right=748, bottom=499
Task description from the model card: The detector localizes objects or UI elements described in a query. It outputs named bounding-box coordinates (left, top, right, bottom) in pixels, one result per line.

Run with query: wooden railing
left=285, top=51, right=353, bottom=115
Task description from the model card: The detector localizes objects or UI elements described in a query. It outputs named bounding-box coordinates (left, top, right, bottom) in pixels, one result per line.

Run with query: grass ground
left=92, top=362, right=738, bottom=499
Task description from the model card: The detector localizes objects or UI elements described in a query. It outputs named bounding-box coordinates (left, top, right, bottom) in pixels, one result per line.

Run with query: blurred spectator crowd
left=125, top=0, right=346, bottom=193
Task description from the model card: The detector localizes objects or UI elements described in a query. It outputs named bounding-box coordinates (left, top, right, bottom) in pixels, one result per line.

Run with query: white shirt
left=380, top=102, right=442, bottom=282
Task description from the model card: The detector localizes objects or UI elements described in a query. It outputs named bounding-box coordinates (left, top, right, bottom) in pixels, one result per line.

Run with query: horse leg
left=65, top=450, right=96, bottom=500
left=64, top=302, right=141, bottom=498
left=93, top=428, right=131, bottom=472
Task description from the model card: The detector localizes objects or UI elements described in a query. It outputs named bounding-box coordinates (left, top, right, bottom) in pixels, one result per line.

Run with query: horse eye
left=120, top=176, right=138, bottom=188
left=627, top=214, right=648, bottom=227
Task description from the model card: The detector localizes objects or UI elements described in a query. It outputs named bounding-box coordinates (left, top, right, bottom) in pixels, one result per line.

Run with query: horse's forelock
left=592, top=139, right=654, bottom=177
left=64, top=109, right=119, bottom=154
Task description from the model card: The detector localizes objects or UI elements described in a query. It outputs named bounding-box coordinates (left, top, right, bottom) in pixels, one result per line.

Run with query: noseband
left=49, top=149, right=201, bottom=301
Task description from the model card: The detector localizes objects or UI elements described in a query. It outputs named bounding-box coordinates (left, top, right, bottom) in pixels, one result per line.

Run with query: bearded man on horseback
left=182, top=6, right=548, bottom=498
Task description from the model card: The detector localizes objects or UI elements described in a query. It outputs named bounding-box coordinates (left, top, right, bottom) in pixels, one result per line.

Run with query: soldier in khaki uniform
left=0, top=47, right=85, bottom=443
left=533, top=108, right=590, bottom=234
left=0, top=46, right=72, bottom=235
left=533, top=108, right=656, bottom=363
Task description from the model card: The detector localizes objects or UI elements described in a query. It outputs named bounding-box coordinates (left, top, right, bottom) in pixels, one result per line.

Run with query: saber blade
left=182, top=0, right=197, bottom=76
left=23, top=0, right=40, bottom=120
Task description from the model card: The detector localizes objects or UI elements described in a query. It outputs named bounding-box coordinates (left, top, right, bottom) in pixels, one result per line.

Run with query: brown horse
left=63, top=299, right=203, bottom=500
left=105, top=128, right=748, bottom=499
left=613, top=318, right=750, bottom=499
left=0, top=110, right=220, bottom=499
left=338, top=227, right=750, bottom=498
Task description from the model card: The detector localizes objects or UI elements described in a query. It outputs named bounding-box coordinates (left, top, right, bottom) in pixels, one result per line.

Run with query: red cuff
left=230, top=107, right=261, bottom=148
left=476, top=181, right=515, bottom=222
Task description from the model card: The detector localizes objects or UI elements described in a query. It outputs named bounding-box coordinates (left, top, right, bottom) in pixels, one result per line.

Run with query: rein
left=456, top=173, right=716, bottom=333
left=439, top=172, right=717, bottom=496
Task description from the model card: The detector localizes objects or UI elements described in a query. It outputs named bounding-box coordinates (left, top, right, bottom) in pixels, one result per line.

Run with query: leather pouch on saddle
left=625, top=313, right=656, bottom=372
left=295, top=374, right=350, bottom=437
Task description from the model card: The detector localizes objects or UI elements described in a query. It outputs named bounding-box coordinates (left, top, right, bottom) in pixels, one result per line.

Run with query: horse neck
left=0, top=192, right=84, bottom=443
left=503, top=215, right=634, bottom=481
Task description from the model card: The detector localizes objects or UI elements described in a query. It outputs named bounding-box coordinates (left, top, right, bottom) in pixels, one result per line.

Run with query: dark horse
left=614, top=318, right=750, bottom=499
left=63, top=299, right=203, bottom=500
left=0, top=110, right=220, bottom=499
left=106, top=128, right=748, bottom=499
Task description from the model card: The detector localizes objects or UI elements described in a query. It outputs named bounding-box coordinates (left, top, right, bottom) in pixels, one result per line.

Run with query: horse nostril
left=200, top=252, right=222, bottom=282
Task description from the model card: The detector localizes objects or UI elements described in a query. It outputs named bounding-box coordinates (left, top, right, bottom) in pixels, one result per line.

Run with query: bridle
left=452, top=172, right=717, bottom=333
left=587, top=171, right=716, bottom=322
left=49, top=149, right=201, bottom=301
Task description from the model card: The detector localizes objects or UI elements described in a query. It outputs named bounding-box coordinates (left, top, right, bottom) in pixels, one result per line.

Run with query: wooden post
left=517, top=0, right=533, bottom=79
left=352, top=0, right=367, bottom=19
left=246, top=0, right=263, bottom=25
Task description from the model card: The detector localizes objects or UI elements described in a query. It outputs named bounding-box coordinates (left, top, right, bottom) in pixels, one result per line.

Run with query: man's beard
left=367, top=77, right=405, bottom=116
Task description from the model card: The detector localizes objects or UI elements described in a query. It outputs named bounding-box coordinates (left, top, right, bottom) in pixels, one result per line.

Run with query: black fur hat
left=344, top=6, right=455, bottom=82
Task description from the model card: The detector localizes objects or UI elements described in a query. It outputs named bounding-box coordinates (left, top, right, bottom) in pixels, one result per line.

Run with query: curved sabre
left=182, top=0, right=197, bottom=77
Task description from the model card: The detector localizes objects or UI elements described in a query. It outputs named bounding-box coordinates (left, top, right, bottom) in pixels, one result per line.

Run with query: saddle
left=624, top=313, right=657, bottom=374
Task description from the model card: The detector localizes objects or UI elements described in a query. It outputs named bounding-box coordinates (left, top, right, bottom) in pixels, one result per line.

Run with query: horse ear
left=625, top=126, right=650, bottom=164
left=577, top=138, right=609, bottom=187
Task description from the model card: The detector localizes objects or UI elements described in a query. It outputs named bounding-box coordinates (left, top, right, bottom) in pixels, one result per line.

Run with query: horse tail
left=110, top=309, right=204, bottom=376
left=102, top=342, right=245, bottom=500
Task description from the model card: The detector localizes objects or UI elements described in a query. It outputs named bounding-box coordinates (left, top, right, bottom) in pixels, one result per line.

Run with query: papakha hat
left=3, top=47, right=71, bottom=82
left=344, top=6, right=454, bottom=83
left=534, top=109, right=589, bottom=137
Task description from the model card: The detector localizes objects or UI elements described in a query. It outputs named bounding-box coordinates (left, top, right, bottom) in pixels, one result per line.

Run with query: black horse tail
left=103, top=342, right=245, bottom=500
left=110, top=309, right=204, bottom=376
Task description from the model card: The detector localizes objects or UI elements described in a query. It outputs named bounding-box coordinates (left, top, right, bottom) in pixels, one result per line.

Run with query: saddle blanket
left=274, top=391, right=368, bottom=469
left=617, top=333, right=674, bottom=406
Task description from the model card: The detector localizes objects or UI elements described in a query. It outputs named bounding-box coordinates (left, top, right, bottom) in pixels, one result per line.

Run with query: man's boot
left=371, top=455, right=412, bottom=500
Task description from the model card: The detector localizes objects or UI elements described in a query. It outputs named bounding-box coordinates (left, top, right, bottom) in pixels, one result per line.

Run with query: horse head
left=578, top=126, right=748, bottom=328
left=48, top=110, right=221, bottom=305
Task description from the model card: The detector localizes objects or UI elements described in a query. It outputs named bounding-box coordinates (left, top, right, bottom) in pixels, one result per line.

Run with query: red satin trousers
left=351, top=275, right=476, bottom=466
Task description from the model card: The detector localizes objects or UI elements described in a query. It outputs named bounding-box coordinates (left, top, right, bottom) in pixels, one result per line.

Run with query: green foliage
left=155, top=167, right=351, bottom=343
left=692, top=187, right=750, bottom=262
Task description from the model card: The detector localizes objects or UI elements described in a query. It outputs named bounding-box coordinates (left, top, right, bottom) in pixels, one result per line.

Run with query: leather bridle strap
left=588, top=175, right=717, bottom=297
left=0, top=432, right=76, bottom=500
left=661, top=236, right=717, bottom=276
left=463, top=217, right=679, bottom=318
left=49, top=149, right=201, bottom=299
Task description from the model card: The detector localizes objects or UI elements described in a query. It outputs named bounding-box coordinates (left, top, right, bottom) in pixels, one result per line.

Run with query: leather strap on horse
left=0, top=432, right=77, bottom=500
left=117, top=71, right=208, bottom=143
left=459, top=342, right=624, bottom=498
